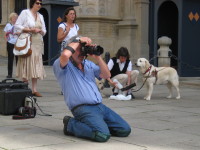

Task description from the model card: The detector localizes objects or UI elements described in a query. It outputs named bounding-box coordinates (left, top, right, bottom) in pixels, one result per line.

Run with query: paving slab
left=0, top=57, right=200, bottom=150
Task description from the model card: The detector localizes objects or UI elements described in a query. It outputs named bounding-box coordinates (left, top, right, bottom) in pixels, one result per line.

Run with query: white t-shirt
left=4, top=23, right=18, bottom=44
left=58, top=22, right=79, bottom=51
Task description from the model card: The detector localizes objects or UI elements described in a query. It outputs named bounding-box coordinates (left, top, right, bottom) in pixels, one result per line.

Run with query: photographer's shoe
left=63, top=116, right=73, bottom=135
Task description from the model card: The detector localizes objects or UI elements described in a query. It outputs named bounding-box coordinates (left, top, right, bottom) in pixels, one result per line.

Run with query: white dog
left=95, top=78, right=104, bottom=91
left=135, top=58, right=180, bottom=100
left=95, top=78, right=107, bottom=98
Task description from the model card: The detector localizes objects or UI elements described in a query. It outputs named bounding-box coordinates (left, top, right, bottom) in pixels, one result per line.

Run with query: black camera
left=18, top=106, right=36, bottom=118
left=80, top=43, right=104, bottom=56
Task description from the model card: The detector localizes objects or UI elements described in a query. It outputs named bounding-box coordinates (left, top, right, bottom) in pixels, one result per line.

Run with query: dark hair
left=29, top=0, right=42, bottom=9
left=116, top=47, right=130, bottom=59
left=62, top=7, right=76, bottom=23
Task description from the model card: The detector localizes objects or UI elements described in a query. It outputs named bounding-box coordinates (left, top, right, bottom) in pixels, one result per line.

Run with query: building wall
left=0, top=0, right=15, bottom=56
left=0, top=0, right=29, bottom=57
left=0, top=0, right=149, bottom=63
left=75, top=0, right=149, bottom=62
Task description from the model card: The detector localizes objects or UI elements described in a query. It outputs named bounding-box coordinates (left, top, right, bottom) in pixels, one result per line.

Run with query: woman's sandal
left=32, top=92, right=42, bottom=97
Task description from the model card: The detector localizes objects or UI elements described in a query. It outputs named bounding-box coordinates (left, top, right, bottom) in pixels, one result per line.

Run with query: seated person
left=107, top=47, right=139, bottom=99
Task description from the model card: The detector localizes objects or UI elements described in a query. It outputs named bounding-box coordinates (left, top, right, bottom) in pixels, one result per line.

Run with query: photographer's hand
left=60, top=37, right=92, bottom=68
left=79, top=37, right=92, bottom=45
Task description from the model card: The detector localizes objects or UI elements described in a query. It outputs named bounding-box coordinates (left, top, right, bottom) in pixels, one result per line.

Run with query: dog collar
left=143, top=65, right=152, bottom=75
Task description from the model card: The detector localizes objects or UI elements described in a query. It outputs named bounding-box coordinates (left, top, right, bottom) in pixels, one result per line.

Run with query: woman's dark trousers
left=7, top=42, right=18, bottom=78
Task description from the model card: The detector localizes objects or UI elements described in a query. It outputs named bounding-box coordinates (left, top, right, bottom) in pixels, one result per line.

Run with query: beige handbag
left=13, top=33, right=32, bottom=57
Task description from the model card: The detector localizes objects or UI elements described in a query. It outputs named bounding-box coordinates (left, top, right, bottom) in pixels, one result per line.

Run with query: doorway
left=39, top=8, right=49, bottom=65
left=157, top=1, right=178, bottom=69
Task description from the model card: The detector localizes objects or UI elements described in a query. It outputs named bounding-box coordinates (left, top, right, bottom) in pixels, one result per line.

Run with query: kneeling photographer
left=53, top=36, right=131, bottom=142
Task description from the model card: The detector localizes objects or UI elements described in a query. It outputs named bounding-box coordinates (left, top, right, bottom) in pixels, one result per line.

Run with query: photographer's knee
left=92, top=131, right=110, bottom=142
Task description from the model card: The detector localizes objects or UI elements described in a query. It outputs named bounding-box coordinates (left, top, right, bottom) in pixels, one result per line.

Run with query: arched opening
left=39, top=8, right=49, bottom=65
left=14, top=0, right=27, bottom=15
left=157, top=1, right=178, bottom=69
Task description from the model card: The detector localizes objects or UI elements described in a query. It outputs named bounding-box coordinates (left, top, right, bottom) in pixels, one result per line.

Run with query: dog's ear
left=145, top=60, right=150, bottom=69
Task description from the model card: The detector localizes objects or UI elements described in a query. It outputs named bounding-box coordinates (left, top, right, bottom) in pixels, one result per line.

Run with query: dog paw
left=144, top=97, right=150, bottom=100
left=166, top=95, right=172, bottom=99
left=176, top=96, right=180, bottom=99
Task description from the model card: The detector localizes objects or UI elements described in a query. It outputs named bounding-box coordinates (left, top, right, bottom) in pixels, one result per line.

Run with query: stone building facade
left=0, top=0, right=149, bottom=63
left=0, top=0, right=15, bottom=57
left=74, top=0, right=149, bottom=62
left=0, top=0, right=30, bottom=57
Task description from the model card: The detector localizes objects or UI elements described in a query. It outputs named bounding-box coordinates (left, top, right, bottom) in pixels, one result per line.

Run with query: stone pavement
left=0, top=56, right=200, bottom=150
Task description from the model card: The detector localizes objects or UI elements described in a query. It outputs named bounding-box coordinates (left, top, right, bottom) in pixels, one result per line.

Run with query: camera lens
left=81, top=44, right=104, bottom=56
left=94, top=46, right=104, bottom=56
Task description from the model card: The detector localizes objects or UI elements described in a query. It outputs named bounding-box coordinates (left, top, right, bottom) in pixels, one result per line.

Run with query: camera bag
left=0, top=79, right=32, bottom=115
left=12, top=96, right=36, bottom=119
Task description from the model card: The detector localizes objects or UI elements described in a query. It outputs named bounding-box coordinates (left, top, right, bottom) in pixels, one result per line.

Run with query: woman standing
left=57, top=7, right=79, bottom=51
left=15, top=0, right=46, bottom=97
left=4, top=13, right=18, bottom=78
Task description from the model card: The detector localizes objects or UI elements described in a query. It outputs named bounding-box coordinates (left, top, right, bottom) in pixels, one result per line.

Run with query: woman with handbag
left=3, top=13, right=19, bottom=78
left=57, top=7, right=79, bottom=51
left=15, top=0, right=46, bottom=97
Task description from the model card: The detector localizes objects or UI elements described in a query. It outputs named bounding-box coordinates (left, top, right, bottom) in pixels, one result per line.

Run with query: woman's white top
left=58, top=22, right=79, bottom=51
left=15, top=9, right=46, bottom=35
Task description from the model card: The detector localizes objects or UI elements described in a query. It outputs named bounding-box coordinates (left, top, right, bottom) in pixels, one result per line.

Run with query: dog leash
left=131, top=77, right=148, bottom=92
left=131, top=69, right=152, bottom=92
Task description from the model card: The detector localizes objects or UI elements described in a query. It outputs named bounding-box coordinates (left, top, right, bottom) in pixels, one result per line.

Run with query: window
left=15, top=0, right=27, bottom=15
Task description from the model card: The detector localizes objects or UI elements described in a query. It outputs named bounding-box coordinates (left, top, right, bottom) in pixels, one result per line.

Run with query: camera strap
left=70, top=57, right=86, bottom=72
left=35, top=101, right=52, bottom=116
left=12, top=114, right=35, bottom=120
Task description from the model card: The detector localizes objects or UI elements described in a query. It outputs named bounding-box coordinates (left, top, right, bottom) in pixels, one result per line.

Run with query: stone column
left=117, top=0, right=138, bottom=62
left=75, top=0, right=121, bottom=57
left=157, top=36, right=172, bottom=67
left=134, top=0, right=149, bottom=60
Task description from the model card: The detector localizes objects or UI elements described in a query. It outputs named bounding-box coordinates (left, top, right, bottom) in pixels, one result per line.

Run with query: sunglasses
left=35, top=2, right=42, bottom=5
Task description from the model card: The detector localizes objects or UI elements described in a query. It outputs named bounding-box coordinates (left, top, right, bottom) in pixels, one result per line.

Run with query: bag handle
left=2, top=78, right=18, bottom=83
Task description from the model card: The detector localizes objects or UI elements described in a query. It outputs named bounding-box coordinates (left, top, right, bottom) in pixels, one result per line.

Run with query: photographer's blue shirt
left=53, top=58, right=102, bottom=110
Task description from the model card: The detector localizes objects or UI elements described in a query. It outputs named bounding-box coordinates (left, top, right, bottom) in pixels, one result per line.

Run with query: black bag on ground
left=0, top=79, right=32, bottom=115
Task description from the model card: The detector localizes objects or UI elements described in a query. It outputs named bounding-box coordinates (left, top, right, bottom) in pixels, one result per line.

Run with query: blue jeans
left=66, top=103, right=131, bottom=142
